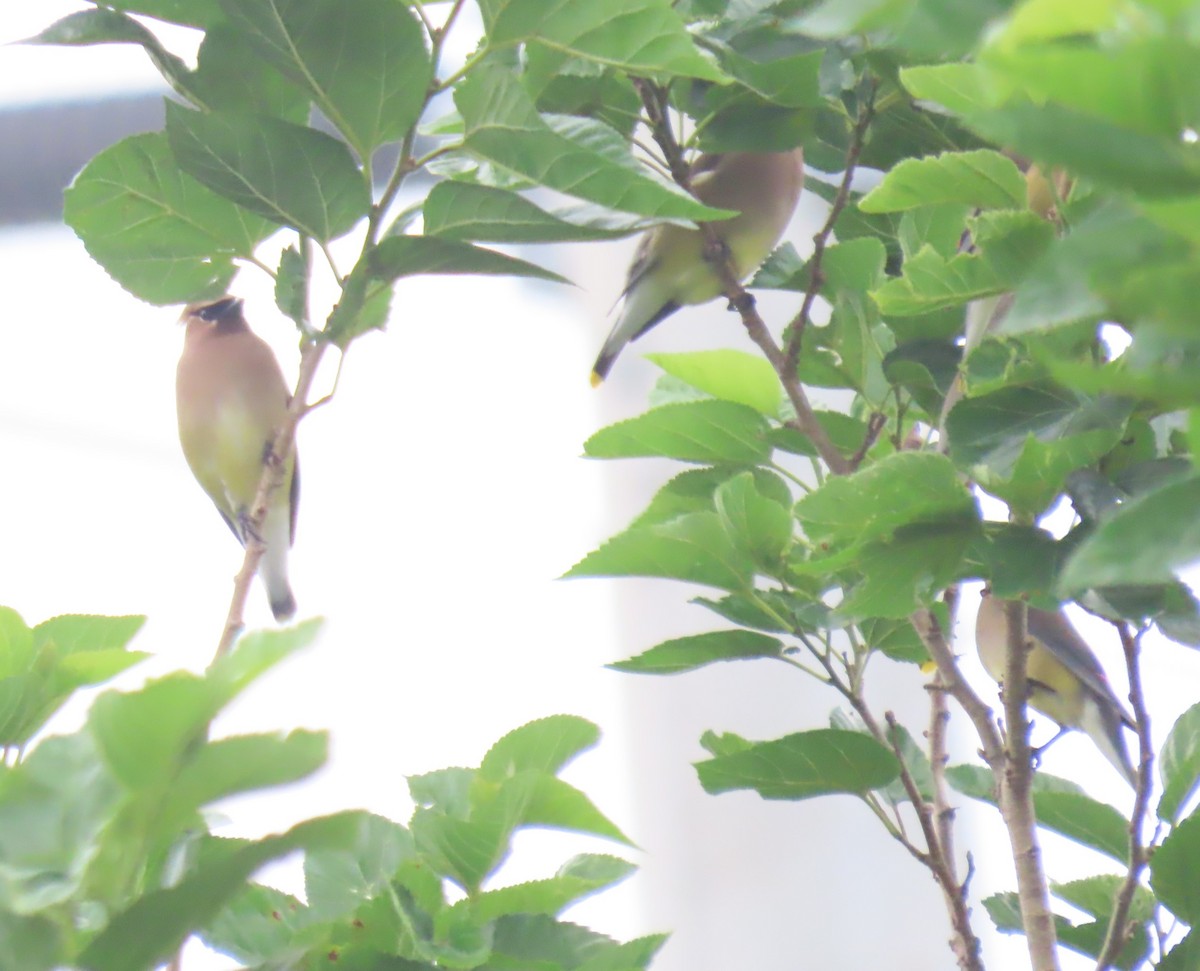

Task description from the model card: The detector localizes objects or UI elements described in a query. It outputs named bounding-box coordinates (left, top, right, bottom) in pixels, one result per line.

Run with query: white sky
left=3, top=6, right=1200, bottom=971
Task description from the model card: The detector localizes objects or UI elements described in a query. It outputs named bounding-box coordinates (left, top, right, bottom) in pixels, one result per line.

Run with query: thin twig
left=805, top=630, right=985, bottom=971
left=782, top=81, right=878, bottom=377
left=212, top=340, right=328, bottom=661
left=630, top=78, right=851, bottom=474
left=1095, top=623, right=1154, bottom=969
left=849, top=411, right=887, bottom=470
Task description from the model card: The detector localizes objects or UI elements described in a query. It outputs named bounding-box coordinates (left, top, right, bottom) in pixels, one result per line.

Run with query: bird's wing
left=1027, top=608, right=1136, bottom=727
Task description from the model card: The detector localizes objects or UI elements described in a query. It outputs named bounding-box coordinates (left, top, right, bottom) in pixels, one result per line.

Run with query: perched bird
left=975, top=589, right=1136, bottom=785
left=176, top=297, right=298, bottom=621
left=591, top=149, right=805, bottom=384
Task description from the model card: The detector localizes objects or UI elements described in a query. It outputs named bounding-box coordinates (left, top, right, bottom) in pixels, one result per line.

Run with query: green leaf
left=1152, top=811, right=1200, bottom=923
left=900, top=63, right=998, bottom=118
left=367, top=235, right=570, bottom=285
left=714, top=471, right=793, bottom=570
left=859, top=150, right=1026, bottom=213
left=948, top=765, right=1129, bottom=863
left=34, top=614, right=145, bottom=655
left=23, top=10, right=194, bottom=99
left=835, top=523, right=975, bottom=620
left=0, top=613, right=148, bottom=746
left=970, top=101, right=1200, bottom=197
left=207, top=620, right=322, bottom=702
left=89, top=673, right=218, bottom=790
left=0, top=912, right=61, bottom=971
left=219, top=0, right=431, bottom=157
left=1159, top=702, right=1200, bottom=823
left=479, top=716, right=600, bottom=782
left=796, top=452, right=977, bottom=549
left=584, top=400, right=773, bottom=465
left=485, top=0, right=722, bottom=80
left=200, top=884, right=311, bottom=967
left=695, top=728, right=900, bottom=800
left=64, top=132, right=275, bottom=305
left=947, top=386, right=1131, bottom=515
left=1053, top=874, right=1155, bottom=924
left=77, top=0, right=223, bottom=28
left=424, top=181, right=653, bottom=243
left=882, top=339, right=961, bottom=419
left=492, top=774, right=633, bottom=847
left=565, top=511, right=754, bottom=591
left=0, top=733, right=121, bottom=913
left=964, top=522, right=1063, bottom=601
left=165, top=103, right=369, bottom=241
left=646, top=350, right=783, bottom=417
left=873, top=214, right=1055, bottom=316
left=1060, top=475, right=1200, bottom=593
left=191, top=23, right=311, bottom=121
left=304, top=813, right=415, bottom=920
left=703, top=29, right=823, bottom=108
left=164, top=730, right=328, bottom=824
left=628, top=466, right=791, bottom=530
left=80, top=812, right=368, bottom=971
left=469, top=854, right=636, bottom=921
left=456, top=63, right=730, bottom=220
left=274, top=245, right=307, bottom=325
left=610, top=629, right=783, bottom=674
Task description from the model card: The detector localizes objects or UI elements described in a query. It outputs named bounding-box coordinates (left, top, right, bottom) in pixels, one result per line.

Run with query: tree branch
left=782, top=81, right=878, bottom=377
left=630, top=79, right=851, bottom=474
left=212, top=339, right=328, bottom=662
left=998, top=597, right=1060, bottom=970
left=1095, top=623, right=1154, bottom=970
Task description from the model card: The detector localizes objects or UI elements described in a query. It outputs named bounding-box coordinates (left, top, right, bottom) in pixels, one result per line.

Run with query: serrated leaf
left=80, top=812, right=368, bottom=971
left=796, top=452, right=977, bottom=549
left=457, top=63, right=730, bottom=220
left=948, top=764, right=1129, bottom=862
left=696, top=728, right=900, bottom=800
left=610, top=629, right=783, bottom=674
left=424, top=182, right=653, bottom=243
left=480, top=716, right=599, bottom=782
left=859, top=150, right=1026, bottom=213
left=646, top=350, right=783, bottom=416
left=1060, top=475, right=1200, bottom=594
left=304, top=813, right=415, bottom=920
left=166, top=103, right=369, bottom=241
left=584, top=400, right=773, bottom=465
left=219, top=0, right=431, bottom=157
left=485, top=0, right=723, bottom=80
left=1159, top=703, right=1200, bottom=823
left=947, top=386, right=1131, bottom=515
left=366, top=235, right=570, bottom=287
left=565, top=511, right=754, bottom=591
left=64, top=132, right=275, bottom=304
left=1152, top=812, right=1200, bottom=923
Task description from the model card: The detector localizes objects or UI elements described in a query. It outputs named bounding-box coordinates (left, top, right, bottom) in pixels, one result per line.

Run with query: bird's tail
left=262, top=502, right=296, bottom=622
left=1079, top=696, right=1137, bottom=787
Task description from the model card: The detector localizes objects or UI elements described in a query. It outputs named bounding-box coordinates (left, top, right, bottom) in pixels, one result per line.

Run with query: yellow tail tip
left=590, top=371, right=604, bottom=388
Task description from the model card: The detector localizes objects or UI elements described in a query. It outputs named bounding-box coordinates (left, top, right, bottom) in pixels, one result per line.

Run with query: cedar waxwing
left=176, top=297, right=298, bottom=622
left=591, top=149, right=805, bottom=384
left=975, top=590, right=1136, bottom=785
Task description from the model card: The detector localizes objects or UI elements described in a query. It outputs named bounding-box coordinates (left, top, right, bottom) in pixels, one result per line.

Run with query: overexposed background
left=4, top=6, right=1200, bottom=970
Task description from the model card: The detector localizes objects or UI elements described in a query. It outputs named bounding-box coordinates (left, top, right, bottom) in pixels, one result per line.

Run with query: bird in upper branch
left=591, top=149, right=805, bottom=385
left=975, top=589, right=1137, bottom=785
left=176, top=296, right=298, bottom=622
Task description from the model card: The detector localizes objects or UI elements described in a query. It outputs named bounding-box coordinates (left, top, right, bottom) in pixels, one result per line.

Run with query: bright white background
left=4, top=6, right=1200, bottom=970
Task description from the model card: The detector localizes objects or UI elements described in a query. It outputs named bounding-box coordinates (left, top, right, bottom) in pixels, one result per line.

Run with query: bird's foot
left=237, top=509, right=265, bottom=545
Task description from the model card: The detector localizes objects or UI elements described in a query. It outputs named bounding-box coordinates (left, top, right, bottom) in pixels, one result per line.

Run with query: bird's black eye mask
left=198, top=297, right=241, bottom=321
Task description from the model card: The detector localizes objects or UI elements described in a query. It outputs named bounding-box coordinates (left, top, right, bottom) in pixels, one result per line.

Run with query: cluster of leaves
left=23, top=0, right=1200, bottom=966
left=0, top=607, right=642, bottom=971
